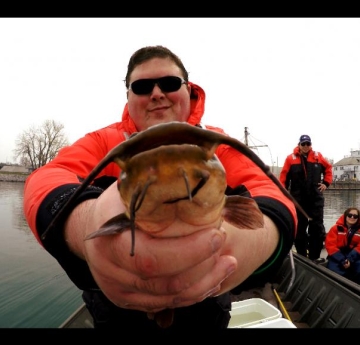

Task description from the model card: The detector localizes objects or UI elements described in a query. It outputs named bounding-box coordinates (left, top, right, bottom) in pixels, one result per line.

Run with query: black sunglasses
left=128, top=76, right=187, bottom=95
left=301, top=142, right=312, bottom=147
left=347, top=213, right=359, bottom=219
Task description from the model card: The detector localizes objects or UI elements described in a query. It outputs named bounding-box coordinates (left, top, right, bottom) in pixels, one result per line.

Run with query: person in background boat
left=279, top=135, right=333, bottom=261
left=325, top=207, right=360, bottom=284
left=23, top=45, right=297, bottom=331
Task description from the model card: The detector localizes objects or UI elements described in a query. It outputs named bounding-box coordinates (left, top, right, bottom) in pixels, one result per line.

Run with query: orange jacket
left=325, top=214, right=360, bottom=263
left=23, top=82, right=297, bottom=289
left=279, top=146, right=332, bottom=203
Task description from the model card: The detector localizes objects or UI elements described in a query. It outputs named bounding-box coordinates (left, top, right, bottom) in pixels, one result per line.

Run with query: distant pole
left=244, top=127, right=249, bottom=146
left=244, top=127, right=268, bottom=149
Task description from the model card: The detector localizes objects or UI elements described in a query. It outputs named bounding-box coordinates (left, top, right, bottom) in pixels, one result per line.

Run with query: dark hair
left=124, top=45, right=189, bottom=88
left=344, top=207, right=360, bottom=219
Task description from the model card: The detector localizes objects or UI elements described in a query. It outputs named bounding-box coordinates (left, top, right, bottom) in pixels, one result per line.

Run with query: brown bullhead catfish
left=42, top=121, right=308, bottom=253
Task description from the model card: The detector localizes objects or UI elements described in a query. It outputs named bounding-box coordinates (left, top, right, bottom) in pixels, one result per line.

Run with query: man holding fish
left=24, top=46, right=298, bottom=330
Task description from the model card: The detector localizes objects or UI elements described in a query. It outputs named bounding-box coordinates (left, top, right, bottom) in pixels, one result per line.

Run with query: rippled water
left=0, top=181, right=83, bottom=328
left=323, top=189, right=360, bottom=231
left=0, top=181, right=359, bottom=328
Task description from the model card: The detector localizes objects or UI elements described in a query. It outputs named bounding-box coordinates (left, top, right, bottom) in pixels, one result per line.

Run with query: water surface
left=0, top=181, right=82, bottom=328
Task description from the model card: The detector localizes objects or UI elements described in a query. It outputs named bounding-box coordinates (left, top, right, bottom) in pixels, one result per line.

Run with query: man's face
left=127, top=58, right=191, bottom=132
left=299, top=141, right=312, bottom=155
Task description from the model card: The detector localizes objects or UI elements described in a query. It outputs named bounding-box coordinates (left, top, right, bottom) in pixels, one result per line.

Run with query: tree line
left=13, top=119, right=69, bottom=170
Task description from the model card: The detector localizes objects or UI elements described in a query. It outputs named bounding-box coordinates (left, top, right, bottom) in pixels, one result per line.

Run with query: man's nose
left=150, top=83, right=164, bottom=96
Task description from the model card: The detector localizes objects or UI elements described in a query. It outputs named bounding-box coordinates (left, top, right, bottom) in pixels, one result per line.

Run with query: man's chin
left=146, top=117, right=180, bottom=129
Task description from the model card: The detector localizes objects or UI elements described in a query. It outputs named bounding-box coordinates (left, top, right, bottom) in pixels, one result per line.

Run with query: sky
left=1, top=17, right=360, bottom=168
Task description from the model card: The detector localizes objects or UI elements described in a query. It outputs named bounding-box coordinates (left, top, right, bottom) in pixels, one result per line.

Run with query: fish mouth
left=163, top=176, right=208, bottom=204
left=164, top=166, right=210, bottom=204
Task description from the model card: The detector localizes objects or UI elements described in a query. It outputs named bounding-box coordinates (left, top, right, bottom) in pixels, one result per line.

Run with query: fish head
left=116, top=143, right=227, bottom=236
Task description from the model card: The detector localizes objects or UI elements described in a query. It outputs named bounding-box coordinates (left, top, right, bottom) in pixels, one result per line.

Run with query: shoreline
left=2, top=173, right=360, bottom=189
left=0, top=173, right=28, bottom=182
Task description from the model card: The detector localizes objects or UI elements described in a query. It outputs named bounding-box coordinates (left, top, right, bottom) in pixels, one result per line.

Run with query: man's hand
left=343, top=259, right=350, bottom=269
left=318, top=183, right=327, bottom=192
left=65, top=181, right=279, bottom=314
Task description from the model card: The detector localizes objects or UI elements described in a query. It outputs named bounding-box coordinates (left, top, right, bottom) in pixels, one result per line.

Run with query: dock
left=329, top=181, right=360, bottom=190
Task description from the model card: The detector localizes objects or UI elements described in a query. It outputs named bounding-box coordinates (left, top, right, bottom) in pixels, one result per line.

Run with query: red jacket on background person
left=325, top=214, right=360, bottom=260
left=279, top=146, right=333, bottom=199
left=325, top=210, right=360, bottom=284
left=279, top=138, right=332, bottom=261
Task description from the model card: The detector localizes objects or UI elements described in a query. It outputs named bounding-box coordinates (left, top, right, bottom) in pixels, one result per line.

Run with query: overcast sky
left=1, top=17, right=359, bottom=167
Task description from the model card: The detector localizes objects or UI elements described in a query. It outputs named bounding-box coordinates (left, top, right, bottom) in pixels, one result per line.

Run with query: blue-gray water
left=0, top=181, right=83, bottom=328
left=1, top=180, right=360, bottom=328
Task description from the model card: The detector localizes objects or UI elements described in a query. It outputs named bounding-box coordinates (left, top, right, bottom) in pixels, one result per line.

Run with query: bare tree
left=14, top=120, right=69, bottom=169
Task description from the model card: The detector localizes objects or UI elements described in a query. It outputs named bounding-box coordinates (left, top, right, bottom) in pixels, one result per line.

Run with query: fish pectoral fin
left=84, top=213, right=131, bottom=240
left=223, top=195, right=264, bottom=230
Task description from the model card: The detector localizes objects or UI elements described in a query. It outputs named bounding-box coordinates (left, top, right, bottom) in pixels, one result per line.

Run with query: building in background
left=332, top=150, right=360, bottom=181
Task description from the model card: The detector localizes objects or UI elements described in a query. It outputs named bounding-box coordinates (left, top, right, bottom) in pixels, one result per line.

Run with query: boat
left=231, top=250, right=360, bottom=329
left=59, top=303, right=94, bottom=328
left=60, top=249, right=360, bottom=329
left=271, top=251, right=360, bottom=328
